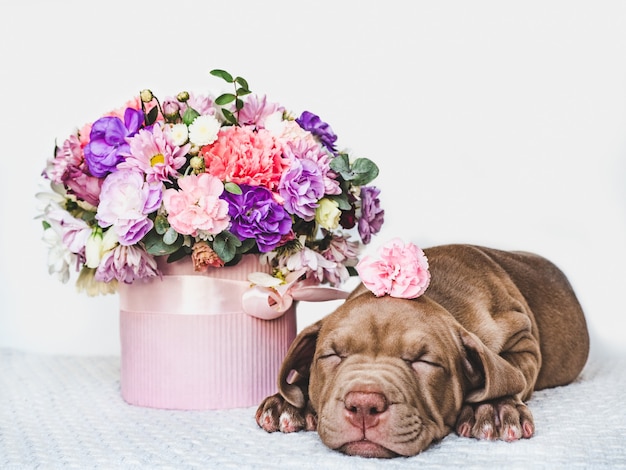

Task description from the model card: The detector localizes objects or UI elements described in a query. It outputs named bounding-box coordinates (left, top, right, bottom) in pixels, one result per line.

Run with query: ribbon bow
left=242, top=269, right=351, bottom=320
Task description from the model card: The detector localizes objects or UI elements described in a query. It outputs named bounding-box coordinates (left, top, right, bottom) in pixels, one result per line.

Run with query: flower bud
left=85, top=228, right=103, bottom=268
left=189, top=156, right=205, bottom=172
left=85, top=227, right=118, bottom=268
left=140, top=89, right=154, bottom=103
left=162, top=100, right=181, bottom=122
left=315, top=198, right=341, bottom=230
left=177, top=91, right=190, bottom=102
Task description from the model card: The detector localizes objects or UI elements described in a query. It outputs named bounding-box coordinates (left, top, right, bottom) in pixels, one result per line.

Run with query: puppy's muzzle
left=343, top=391, right=388, bottom=430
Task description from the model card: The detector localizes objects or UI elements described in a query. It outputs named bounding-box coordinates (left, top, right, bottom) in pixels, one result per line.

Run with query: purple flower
left=84, top=108, right=144, bottom=177
left=221, top=184, right=292, bottom=252
left=358, top=186, right=385, bottom=244
left=296, top=111, right=338, bottom=152
left=279, top=158, right=325, bottom=221
left=95, top=169, right=162, bottom=245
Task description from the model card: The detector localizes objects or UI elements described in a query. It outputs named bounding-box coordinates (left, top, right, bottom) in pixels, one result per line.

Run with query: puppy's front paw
left=455, top=397, right=534, bottom=442
left=255, top=393, right=317, bottom=433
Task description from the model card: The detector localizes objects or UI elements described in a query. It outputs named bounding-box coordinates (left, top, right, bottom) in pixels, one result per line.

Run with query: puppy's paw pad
left=476, top=423, right=495, bottom=440
left=456, top=398, right=535, bottom=443
left=279, top=410, right=303, bottom=433
left=255, top=393, right=311, bottom=434
left=501, top=425, right=522, bottom=442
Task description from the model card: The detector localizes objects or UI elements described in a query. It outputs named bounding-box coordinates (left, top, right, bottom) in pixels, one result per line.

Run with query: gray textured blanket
left=1, top=349, right=625, bottom=469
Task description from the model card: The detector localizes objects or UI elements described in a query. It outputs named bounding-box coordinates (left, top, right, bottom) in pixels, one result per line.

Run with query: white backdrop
left=1, top=0, right=624, bottom=357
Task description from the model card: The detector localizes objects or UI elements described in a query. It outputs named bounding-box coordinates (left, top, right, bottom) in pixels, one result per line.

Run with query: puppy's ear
left=460, top=329, right=527, bottom=403
left=277, top=320, right=323, bottom=409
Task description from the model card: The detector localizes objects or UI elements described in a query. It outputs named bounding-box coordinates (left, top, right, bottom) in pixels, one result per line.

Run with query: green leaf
left=329, top=193, right=351, bottom=210
left=349, top=158, right=379, bottom=186
left=237, top=238, right=257, bottom=254
left=144, top=230, right=184, bottom=256
left=224, top=182, right=242, bottom=194
left=42, top=220, right=51, bottom=230
left=167, top=247, right=191, bottom=263
left=154, top=214, right=169, bottom=235
left=215, top=93, right=236, bottom=105
left=146, top=105, right=159, bottom=126
left=235, top=98, right=244, bottom=111
left=221, top=108, right=238, bottom=125
left=236, top=88, right=252, bottom=97
left=210, top=69, right=234, bottom=83
left=234, top=76, right=249, bottom=91
left=182, top=107, right=200, bottom=126
left=212, top=231, right=242, bottom=263
left=163, top=227, right=179, bottom=245
left=329, top=153, right=351, bottom=177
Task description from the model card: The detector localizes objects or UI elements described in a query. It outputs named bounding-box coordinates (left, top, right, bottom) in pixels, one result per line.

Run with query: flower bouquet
left=37, top=69, right=384, bottom=409
left=39, top=69, right=383, bottom=295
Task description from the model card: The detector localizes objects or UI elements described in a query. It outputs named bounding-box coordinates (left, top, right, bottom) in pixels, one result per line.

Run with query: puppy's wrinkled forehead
left=317, top=294, right=450, bottom=357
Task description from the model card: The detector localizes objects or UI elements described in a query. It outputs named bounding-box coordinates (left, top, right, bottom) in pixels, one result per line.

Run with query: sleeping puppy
left=256, top=244, right=589, bottom=458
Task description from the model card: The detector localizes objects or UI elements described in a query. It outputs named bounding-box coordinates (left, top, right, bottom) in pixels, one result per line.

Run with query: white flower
left=85, top=228, right=119, bottom=268
left=188, top=114, right=221, bottom=146
left=248, top=271, right=283, bottom=288
left=168, top=123, right=189, bottom=146
left=41, top=227, right=74, bottom=283
left=263, top=111, right=287, bottom=136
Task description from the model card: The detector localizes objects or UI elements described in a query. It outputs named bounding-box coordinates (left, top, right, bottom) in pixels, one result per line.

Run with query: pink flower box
left=118, top=255, right=296, bottom=410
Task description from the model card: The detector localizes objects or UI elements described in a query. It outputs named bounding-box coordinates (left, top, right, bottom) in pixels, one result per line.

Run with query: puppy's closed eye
left=318, top=351, right=344, bottom=367
left=403, top=355, right=445, bottom=373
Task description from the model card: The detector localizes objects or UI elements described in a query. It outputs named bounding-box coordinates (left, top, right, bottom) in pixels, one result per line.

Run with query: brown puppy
left=256, top=244, right=589, bottom=458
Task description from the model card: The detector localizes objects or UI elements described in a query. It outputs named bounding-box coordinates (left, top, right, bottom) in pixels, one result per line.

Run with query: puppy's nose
left=344, top=391, right=388, bottom=429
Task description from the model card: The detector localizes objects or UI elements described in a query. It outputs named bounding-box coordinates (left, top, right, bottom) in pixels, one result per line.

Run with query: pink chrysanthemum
left=201, top=126, right=288, bottom=191
left=238, top=94, right=284, bottom=128
left=120, top=124, right=190, bottom=183
left=45, top=134, right=83, bottom=184
left=95, top=244, right=159, bottom=284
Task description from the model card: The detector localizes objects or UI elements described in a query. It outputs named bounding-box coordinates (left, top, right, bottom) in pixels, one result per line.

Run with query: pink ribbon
left=118, top=270, right=350, bottom=321
left=242, top=279, right=351, bottom=320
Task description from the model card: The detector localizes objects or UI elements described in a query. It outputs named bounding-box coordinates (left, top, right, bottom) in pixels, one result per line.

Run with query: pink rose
left=162, top=173, right=230, bottom=236
left=356, top=238, right=430, bottom=299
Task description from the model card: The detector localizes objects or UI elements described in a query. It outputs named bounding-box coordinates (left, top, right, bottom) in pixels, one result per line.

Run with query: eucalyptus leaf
left=329, top=193, right=351, bottom=210
left=154, top=214, right=169, bottom=235
left=144, top=230, right=184, bottom=256
left=215, top=93, right=236, bottom=105
left=167, top=247, right=190, bottom=263
left=213, top=231, right=242, bottom=263
left=330, top=153, right=351, bottom=176
left=163, top=227, right=179, bottom=245
left=349, top=158, right=380, bottom=186
left=210, top=69, right=234, bottom=83
left=237, top=238, right=257, bottom=254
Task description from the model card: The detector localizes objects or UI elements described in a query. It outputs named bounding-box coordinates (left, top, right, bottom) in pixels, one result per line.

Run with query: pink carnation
left=162, top=173, right=230, bottom=236
left=200, top=126, right=288, bottom=191
left=356, top=238, right=430, bottom=299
